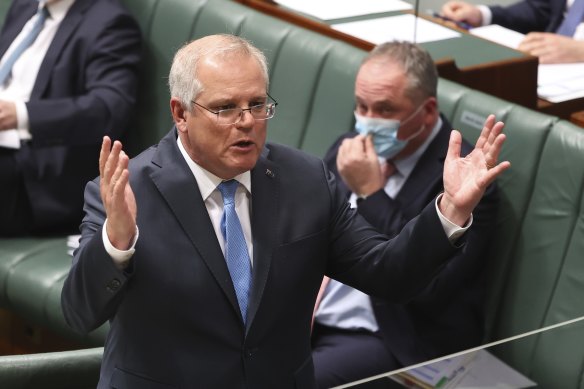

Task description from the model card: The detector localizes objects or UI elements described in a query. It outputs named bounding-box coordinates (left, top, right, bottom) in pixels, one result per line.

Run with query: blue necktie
left=217, top=180, right=252, bottom=324
left=557, top=0, right=584, bottom=37
left=0, top=5, right=49, bottom=86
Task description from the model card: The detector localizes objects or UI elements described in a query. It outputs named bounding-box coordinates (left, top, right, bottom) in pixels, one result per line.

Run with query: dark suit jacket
left=489, top=0, right=566, bottom=34
left=323, top=115, right=499, bottom=367
left=62, top=128, right=463, bottom=389
left=0, top=0, right=141, bottom=232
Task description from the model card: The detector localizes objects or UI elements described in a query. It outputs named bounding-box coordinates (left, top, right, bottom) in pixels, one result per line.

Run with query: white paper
left=470, top=24, right=584, bottom=102
left=470, top=24, right=524, bottom=49
left=456, top=350, right=536, bottom=388
left=0, top=129, right=21, bottom=149
left=275, top=0, right=412, bottom=21
left=332, top=14, right=461, bottom=44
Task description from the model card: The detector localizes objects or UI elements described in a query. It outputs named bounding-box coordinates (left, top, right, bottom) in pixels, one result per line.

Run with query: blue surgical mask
left=354, top=104, right=426, bottom=159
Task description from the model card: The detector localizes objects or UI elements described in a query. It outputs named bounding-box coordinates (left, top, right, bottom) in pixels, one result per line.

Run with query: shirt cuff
left=102, top=218, right=139, bottom=270
left=434, top=194, right=473, bottom=243
left=15, top=100, right=31, bottom=140
left=479, top=5, right=492, bottom=26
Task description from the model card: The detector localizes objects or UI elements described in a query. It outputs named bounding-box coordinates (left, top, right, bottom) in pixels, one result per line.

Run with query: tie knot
left=218, top=180, right=239, bottom=205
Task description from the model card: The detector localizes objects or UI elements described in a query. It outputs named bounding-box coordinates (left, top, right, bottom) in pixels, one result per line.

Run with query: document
left=471, top=24, right=584, bottom=102
left=275, top=0, right=412, bottom=21
left=332, top=14, right=461, bottom=44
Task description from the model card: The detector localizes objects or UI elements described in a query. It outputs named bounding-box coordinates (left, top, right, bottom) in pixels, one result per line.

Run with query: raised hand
left=439, top=114, right=510, bottom=226
left=99, top=136, right=136, bottom=250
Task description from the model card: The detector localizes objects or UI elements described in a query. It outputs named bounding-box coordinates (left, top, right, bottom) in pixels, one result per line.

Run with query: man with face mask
left=311, top=41, right=500, bottom=388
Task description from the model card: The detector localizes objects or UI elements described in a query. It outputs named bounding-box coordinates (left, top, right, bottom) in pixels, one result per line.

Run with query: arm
left=61, top=137, right=137, bottom=333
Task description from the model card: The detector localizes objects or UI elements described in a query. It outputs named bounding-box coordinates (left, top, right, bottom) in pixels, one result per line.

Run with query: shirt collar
left=42, top=0, right=75, bottom=23
left=177, top=136, right=252, bottom=201
left=391, top=116, right=443, bottom=179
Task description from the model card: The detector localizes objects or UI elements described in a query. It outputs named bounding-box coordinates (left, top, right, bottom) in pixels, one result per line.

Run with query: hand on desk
left=440, top=114, right=509, bottom=227
left=440, top=1, right=483, bottom=28
left=519, top=33, right=584, bottom=64
left=99, top=136, right=136, bottom=250
left=0, top=100, right=17, bottom=130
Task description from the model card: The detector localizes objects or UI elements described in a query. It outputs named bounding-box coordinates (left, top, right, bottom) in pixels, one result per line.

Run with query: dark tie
left=557, top=0, right=584, bottom=36
left=0, top=5, right=49, bottom=86
left=217, top=180, right=252, bottom=324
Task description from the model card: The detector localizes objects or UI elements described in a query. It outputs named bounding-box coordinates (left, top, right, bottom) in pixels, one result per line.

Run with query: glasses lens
left=217, top=108, right=241, bottom=125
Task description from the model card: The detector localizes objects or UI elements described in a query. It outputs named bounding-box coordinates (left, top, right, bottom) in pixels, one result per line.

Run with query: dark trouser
left=0, top=148, right=32, bottom=236
left=311, top=322, right=404, bottom=389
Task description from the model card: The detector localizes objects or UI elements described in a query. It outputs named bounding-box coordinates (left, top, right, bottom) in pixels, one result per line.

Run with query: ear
left=170, top=97, right=188, bottom=133
left=423, top=97, right=438, bottom=123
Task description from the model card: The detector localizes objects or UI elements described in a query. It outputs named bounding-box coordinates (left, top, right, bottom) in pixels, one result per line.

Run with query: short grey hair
left=168, top=34, right=269, bottom=111
left=363, top=41, right=437, bottom=104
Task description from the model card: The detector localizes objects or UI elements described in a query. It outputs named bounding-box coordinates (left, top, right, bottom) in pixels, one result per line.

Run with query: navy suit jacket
left=323, top=115, right=499, bottom=367
left=0, top=0, right=141, bottom=232
left=489, top=0, right=566, bottom=34
left=62, top=128, right=463, bottom=389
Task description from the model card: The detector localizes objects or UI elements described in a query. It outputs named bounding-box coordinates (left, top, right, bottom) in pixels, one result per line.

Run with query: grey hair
left=363, top=41, right=437, bottom=103
left=168, top=34, right=269, bottom=111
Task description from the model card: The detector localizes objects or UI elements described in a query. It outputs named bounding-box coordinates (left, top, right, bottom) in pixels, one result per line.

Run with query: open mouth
left=233, top=140, right=254, bottom=148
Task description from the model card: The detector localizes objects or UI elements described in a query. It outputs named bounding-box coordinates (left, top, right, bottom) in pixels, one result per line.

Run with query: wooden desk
left=236, top=0, right=539, bottom=109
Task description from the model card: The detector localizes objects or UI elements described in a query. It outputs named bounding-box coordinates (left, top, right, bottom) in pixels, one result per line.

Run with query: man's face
left=173, top=54, right=268, bottom=179
left=354, top=59, right=435, bottom=158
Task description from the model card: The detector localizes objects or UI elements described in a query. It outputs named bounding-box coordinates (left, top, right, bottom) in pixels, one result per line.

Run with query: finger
left=103, top=141, right=123, bottom=191
left=112, top=153, right=130, bottom=204
left=109, top=150, right=127, bottom=198
left=446, top=129, right=462, bottom=163
left=475, top=114, right=495, bottom=149
left=363, top=135, right=377, bottom=159
left=99, top=136, right=112, bottom=178
left=485, top=132, right=506, bottom=168
left=482, top=160, right=511, bottom=188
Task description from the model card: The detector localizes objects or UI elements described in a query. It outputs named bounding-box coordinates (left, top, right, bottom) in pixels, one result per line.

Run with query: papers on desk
left=332, top=14, right=461, bottom=44
left=391, top=350, right=536, bottom=389
left=471, top=24, right=584, bottom=103
left=275, top=0, right=412, bottom=21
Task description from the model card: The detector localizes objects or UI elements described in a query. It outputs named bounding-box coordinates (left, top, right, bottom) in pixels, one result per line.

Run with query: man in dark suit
left=0, top=0, right=141, bottom=235
left=61, top=34, right=509, bottom=388
left=441, top=0, right=584, bottom=64
left=311, top=41, right=499, bottom=389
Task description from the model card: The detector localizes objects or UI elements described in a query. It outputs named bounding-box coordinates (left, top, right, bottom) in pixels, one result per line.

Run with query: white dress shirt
left=0, top=0, right=74, bottom=144
left=103, top=136, right=254, bottom=269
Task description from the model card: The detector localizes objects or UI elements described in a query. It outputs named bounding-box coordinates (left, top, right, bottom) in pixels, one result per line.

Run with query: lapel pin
left=265, top=169, right=275, bottom=178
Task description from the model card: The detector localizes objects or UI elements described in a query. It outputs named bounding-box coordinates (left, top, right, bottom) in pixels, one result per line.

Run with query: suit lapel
left=246, top=149, right=279, bottom=334
left=148, top=129, right=242, bottom=322
left=31, top=0, right=92, bottom=98
left=395, top=121, right=449, bottom=211
left=0, top=1, right=37, bottom=58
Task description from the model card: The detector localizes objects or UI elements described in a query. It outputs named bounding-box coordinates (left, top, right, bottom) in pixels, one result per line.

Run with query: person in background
left=441, top=0, right=584, bottom=63
left=311, top=41, right=499, bottom=389
left=0, top=0, right=142, bottom=235
left=61, top=34, right=509, bottom=388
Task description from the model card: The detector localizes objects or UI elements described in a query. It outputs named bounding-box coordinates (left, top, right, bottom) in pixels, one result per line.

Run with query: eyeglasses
left=192, top=93, right=278, bottom=125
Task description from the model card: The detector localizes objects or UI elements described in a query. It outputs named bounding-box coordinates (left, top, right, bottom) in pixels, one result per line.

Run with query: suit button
left=106, top=279, right=121, bottom=293
left=245, top=348, right=258, bottom=358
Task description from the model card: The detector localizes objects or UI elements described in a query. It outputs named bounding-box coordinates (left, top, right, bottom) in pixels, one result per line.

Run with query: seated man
left=441, top=0, right=584, bottom=64
left=0, top=0, right=142, bottom=235
left=311, top=41, right=499, bottom=388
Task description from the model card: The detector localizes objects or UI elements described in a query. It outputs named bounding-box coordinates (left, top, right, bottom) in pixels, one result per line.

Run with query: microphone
left=413, top=0, right=420, bottom=43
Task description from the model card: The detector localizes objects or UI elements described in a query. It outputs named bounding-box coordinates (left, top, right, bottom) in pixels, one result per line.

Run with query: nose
left=236, top=108, right=255, bottom=128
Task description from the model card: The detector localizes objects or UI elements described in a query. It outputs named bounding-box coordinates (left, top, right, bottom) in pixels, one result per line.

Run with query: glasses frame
left=192, top=93, right=278, bottom=125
